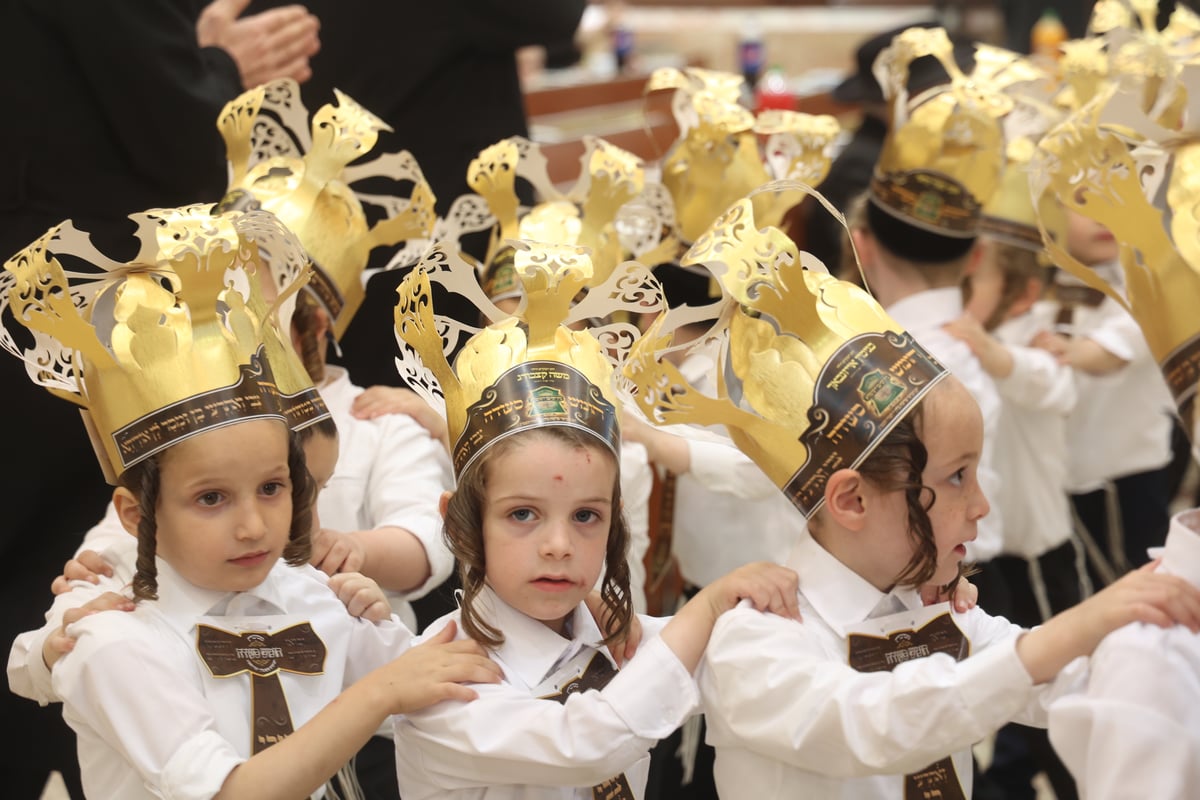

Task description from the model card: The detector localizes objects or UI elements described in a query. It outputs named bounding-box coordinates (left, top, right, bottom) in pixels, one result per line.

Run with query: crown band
left=869, top=170, right=981, bottom=238
left=111, top=346, right=286, bottom=470
left=452, top=360, right=619, bottom=477
left=782, top=330, right=947, bottom=518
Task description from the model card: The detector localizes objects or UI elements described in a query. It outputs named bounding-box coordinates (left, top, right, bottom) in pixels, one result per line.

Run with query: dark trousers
left=1072, top=465, right=1172, bottom=585
left=984, top=540, right=1087, bottom=800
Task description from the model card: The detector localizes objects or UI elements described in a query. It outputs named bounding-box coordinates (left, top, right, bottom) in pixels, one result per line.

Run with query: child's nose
left=235, top=501, right=268, bottom=540
left=538, top=520, right=573, bottom=558
left=969, top=483, right=990, bottom=521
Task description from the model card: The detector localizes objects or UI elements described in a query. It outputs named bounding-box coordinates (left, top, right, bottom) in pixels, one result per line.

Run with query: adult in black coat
left=0, top=2, right=317, bottom=796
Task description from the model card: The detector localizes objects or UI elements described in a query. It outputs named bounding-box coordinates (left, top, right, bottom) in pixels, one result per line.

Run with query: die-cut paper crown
left=868, top=27, right=1012, bottom=244
left=1030, top=60, right=1200, bottom=437
left=218, top=79, right=436, bottom=339
left=623, top=182, right=948, bottom=518
left=392, top=238, right=665, bottom=478
left=1, top=205, right=329, bottom=482
left=645, top=67, right=841, bottom=248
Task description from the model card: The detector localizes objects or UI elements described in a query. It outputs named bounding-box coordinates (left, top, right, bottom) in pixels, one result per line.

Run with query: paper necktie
left=540, top=651, right=636, bottom=800
left=848, top=611, right=970, bottom=800
left=197, top=621, right=327, bottom=754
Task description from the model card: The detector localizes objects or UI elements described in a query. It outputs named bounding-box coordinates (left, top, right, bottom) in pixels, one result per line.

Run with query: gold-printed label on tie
left=847, top=611, right=969, bottom=800
left=538, top=652, right=635, bottom=800
left=196, top=621, right=327, bottom=754
left=1161, top=333, right=1200, bottom=437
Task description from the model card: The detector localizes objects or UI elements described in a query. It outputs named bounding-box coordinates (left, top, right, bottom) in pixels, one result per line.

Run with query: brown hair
left=813, top=402, right=966, bottom=595
left=443, top=426, right=633, bottom=649
left=963, top=242, right=1050, bottom=331
left=290, top=290, right=327, bottom=384
left=121, top=425, right=317, bottom=601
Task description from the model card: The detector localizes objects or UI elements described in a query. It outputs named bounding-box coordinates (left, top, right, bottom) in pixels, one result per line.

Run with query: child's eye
left=197, top=491, right=223, bottom=507
left=261, top=481, right=287, bottom=497
left=510, top=508, right=535, bottom=522
left=573, top=509, right=601, bottom=524
left=948, top=468, right=967, bottom=487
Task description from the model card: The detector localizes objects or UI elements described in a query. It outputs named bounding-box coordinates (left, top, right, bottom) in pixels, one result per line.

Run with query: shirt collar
left=1161, top=509, right=1200, bottom=587
left=785, top=532, right=924, bottom=636
left=475, top=585, right=608, bottom=687
left=886, top=287, right=963, bottom=333
left=152, top=558, right=291, bottom=620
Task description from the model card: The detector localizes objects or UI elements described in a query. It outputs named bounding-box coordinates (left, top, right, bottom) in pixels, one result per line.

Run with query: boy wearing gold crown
left=0, top=206, right=502, bottom=799
left=386, top=240, right=802, bottom=799
left=622, top=185, right=1200, bottom=800
left=845, top=29, right=1008, bottom=589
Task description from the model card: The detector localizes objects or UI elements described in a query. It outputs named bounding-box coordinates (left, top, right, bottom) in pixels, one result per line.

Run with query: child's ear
left=1008, top=276, right=1044, bottom=318
left=824, top=469, right=868, bottom=531
left=438, top=490, right=454, bottom=519
left=111, top=487, right=142, bottom=538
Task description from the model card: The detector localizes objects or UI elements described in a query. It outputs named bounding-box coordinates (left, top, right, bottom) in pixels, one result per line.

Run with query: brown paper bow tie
left=197, top=622, right=327, bottom=753
left=542, top=652, right=635, bottom=800
left=848, top=612, right=969, bottom=800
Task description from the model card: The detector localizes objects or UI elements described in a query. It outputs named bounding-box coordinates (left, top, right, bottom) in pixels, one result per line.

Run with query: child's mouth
left=532, top=577, right=574, bottom=592
left=230, top=551, right=270, bottom=567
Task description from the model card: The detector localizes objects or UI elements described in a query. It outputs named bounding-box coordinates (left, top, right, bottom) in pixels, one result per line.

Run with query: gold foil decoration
left=623, top=183, right=948, bottom=517
left=869, top=27, right=1014, bottom=237
left=466, top=135, right=651, bottom=287
left=218, top=79, right=436, bottom=339
left=646, top=67, right=840, bottom=247
left=393, top=239, right=666, bottom=477
left=1, top=206, right=327, bottom=481
left=1030, top=73, right=1200, bottom=436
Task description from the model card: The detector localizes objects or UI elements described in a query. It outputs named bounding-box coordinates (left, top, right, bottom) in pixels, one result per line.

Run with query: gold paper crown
left=465, top=135, right=678, bottom=292
left=1, top=205, right=329, bottom=481
left=646, top=67, right=841, bottom=246
left=869, top=28, right=1012, bottom=238
left=1030, top=65, right=1200, bottom=435
left=392, top=239, right=665, bottom=477
left=623, top=183, right=949, bottom=518
left=218, top=79, right=436, bottom=339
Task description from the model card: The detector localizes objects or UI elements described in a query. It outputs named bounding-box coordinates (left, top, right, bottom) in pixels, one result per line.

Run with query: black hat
left=831, top=22, right=977, bottom=105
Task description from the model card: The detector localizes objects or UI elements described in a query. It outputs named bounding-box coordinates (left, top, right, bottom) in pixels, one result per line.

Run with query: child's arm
left=310, top=412, right=455, bottom=597
left=1030, top=330, right=1128, bottom=376
left=350, top=384, right=450, bottom=453
left=394, top=563, right=800, bottom=792
left=659, top=561, right=801, bottom=671
left=701, top=566, right=1200, bottom=778
left=946, top=315, right=1076, bottom=414
left=213, top=621, right=500, bottom=800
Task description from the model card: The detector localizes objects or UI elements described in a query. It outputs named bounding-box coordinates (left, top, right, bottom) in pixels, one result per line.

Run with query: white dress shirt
left=618, top=441, right=651, bottom=613
left=1047, top=509, right=1200, bottom=799
left=1041, top=264, right=1173, bottom=491
left=991, top=308, right=1077, bottom=558
left=50, top=559, right=413, bottom=800
left=7, top=367, right=453, bottom=706
left=393, top=586, right=699, bottom=799
left=319, top=365, right=455, bottom=627
left=700, top=531, right=1078, bottom=800
left=887, top=288, right=1006, bottom=562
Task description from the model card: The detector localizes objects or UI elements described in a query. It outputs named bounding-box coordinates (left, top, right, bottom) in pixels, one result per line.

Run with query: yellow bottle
left=1031, top=8, right=1067, bottom=61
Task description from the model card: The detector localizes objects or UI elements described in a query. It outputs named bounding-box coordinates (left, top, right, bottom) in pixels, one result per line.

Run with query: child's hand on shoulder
left=329, top=572, right=392, bottom=623
left=42, top=591, right=136, bottom=670
left=702, top=562, right=801, bottom=622
left=921, top=574, right=979, bottom=613
left=310, top=528, right=366, bottom=576
left=944, top=315, right=1012, bottom=378
left=378, top=621, right=503, bottom=714
left=51, top=549, right=114, bottom=595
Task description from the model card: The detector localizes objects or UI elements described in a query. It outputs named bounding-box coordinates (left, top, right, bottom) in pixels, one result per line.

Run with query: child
left=1032, top=209, right=1175, bottom=579
left=622, top=196, right=1200, bottom=799
left=387, top=240, right=802, bottom=799
left=947, top=188, right=1086, bottom=800
left=0, top=207, right=501, bottom=799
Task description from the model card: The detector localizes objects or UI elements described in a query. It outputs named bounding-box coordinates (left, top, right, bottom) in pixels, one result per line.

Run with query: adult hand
left=196, top=0, right=321, bottom=89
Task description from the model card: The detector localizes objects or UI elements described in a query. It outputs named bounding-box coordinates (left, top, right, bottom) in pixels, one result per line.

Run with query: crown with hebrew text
left=623, top=183, right=948, bottom=518
left=392, top=238, right=665, bottom=478
left=869, top=28, right=1015, bottom=251
left=645, top=67, right=841, bottom=248
left=217, top=79, right=436, bottom=339
left=0, top=205, right=329, bottom=482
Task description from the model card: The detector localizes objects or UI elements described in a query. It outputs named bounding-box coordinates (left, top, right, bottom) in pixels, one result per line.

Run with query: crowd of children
left=7, top=6, right=1200, bottom=800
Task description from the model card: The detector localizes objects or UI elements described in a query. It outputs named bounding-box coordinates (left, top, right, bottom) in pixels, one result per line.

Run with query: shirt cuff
left=605, top=635, right=700, bottom=739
